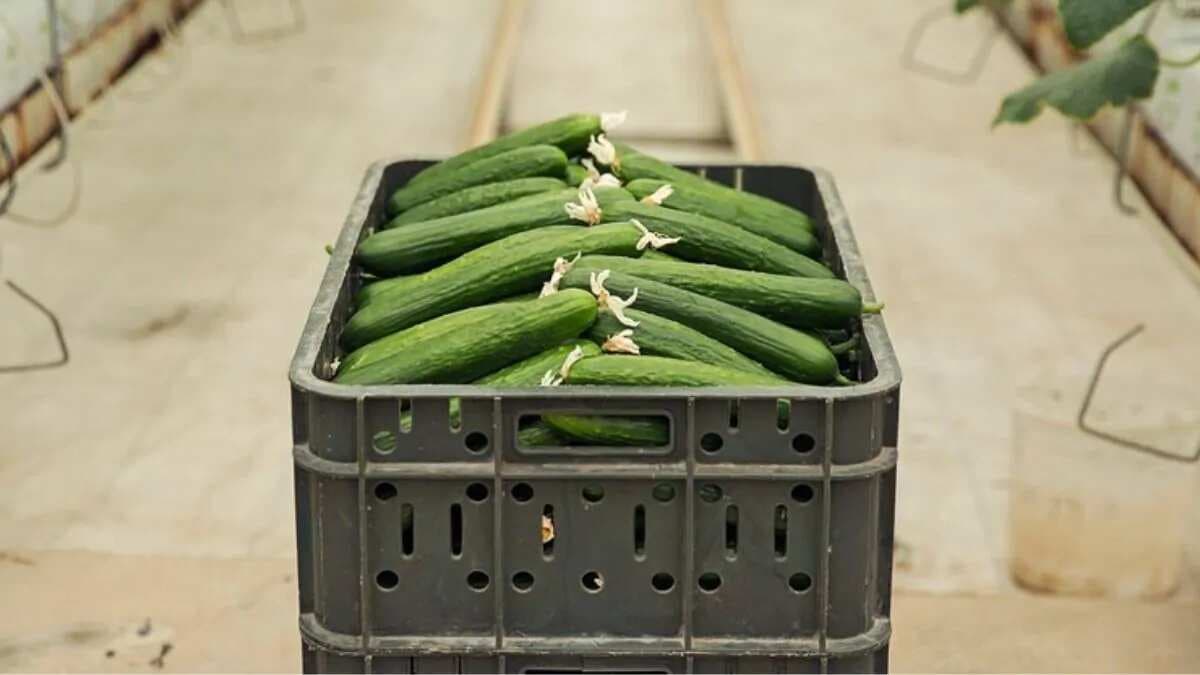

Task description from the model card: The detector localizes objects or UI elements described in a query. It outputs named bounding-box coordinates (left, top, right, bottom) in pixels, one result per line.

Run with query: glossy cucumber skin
left=611, top=146, right=815, bottom=235
left=334, top=290, right=597, bottom=385
left=341, top=302, right=501, bottom=374
left=361, top=187, right=633, bottom=275
left=387, top=177, right=566, bottom=224
left=387, top=145, right=567, bottom=214
left=577, top=255, right=862, bottom=329
left=601, top=201, right=833, bottom=279
left=560, top=267, right=839, bottom=384
left=564, top=354, right=789, bottom=387
left=626, top=178, right=820, bottom=257
left=343, top=223, right=644, bottom=350
left=542, top=414, right=669, bottom=446
left=589, top=308, right=778, bottom=378
left=518, top=422, right=570, bottom=447
left=407, top=113, right=600, bottom=187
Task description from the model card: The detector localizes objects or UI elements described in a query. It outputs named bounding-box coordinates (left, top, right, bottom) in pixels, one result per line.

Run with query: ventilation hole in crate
left=511, top=483, right=533, bottom=503
left=728, top=400, right=740, bottom=429
left=725, top=505, right=739, bottom=558
left=581, top=571, right=604, bottom=593
left=467, top=570, right=490, bottom=591
left=448, top=397, right=462, bottom=431
left=777, top=399, right=791, bottom=431
left=375, top=570, right=399, bottom=591
left=372, top=430, right=396, bottom=455
left=633, top=505, right=646, bottom=559
left=698, top=484, right=723, bottom=503
left=774, top=505, right=788, bottom=558
left=791, top=484, right=815, bottom=504
left=466, top=482, right=489, bottom=502
left=652, top=483, right=676, bottom=503
left=792, top=433, right=816, bottom=454
left=542, top=505, right=555, bottom=558
left=700, top=433, right=723, bottom=453
left=698, top=572, right=722, bottom=593
left=464, top=431, right=489, bottom=453
left=512, top=571, right=534, bottom=592
left=582, top=485, right=605, bottom=503
left=788, top=572, right=813, bottom=593
left=401, top=504, right=414, bottom=555
left=450, top=504, right=462, bottom=557
left=373, top=482, right=398, bottom=501
left=399, top=399, right=413, bottom=433
left=651, top=572, right=675, bottom=593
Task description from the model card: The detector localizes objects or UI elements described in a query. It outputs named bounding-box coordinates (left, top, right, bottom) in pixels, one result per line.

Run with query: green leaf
left=993, top=35, right=1158, bottom=126
left=1059, top=0, right=1155, bottom=49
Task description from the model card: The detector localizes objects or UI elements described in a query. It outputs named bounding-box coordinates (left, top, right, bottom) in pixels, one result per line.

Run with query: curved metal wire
left=43, top=0, right=68, bottom=171
left=0, top=126, right=16, bottom=215
left=0, top=280, right=70, bottom=374
left=1076, top=324, right=1200, bottom=464
left=901, top=3, right=1002, bottom=85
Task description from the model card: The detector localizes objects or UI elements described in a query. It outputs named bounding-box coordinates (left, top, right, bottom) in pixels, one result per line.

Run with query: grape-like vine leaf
left=1059, top=0, right=1155, bottom=49
left=993, top=35, right=1158, bottom=125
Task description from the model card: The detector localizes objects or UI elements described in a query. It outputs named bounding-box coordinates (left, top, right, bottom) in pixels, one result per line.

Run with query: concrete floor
left=1, top=0, right=1199, bottom=672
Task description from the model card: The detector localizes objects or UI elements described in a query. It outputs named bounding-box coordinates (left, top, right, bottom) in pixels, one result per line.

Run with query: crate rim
left=289, top=158, right=901, bottom=402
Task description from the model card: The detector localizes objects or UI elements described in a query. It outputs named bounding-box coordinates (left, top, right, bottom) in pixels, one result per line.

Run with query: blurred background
left=1, top=0, right=1199, bottom=672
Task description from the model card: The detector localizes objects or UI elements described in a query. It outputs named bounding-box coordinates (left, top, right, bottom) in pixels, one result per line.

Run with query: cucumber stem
left=828, top=334, right=859, bottom=356
left=862, top=301, right=884, bottom=314
left=324, top=244, right=334, bottom=255
left=833, top=373, right=857, bottom=386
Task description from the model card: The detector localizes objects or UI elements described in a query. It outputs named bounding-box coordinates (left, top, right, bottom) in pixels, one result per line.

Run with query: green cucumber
left=626, top=178, right=820, bottom=257
left=398, top=340, right=602, bottom=432
left=565, top=162, right=589, bottom=187
left=563, top=354, right=787, bottom=387
left=407, top=113, right=603, bottom=188
left=588, top=308, right=778, bottom=378
left=560, top=267, right=839, bottom=384
left=387, top=145, right=567, bottom=215
left=387, top=177, right=566, bottom=225
left=542, top=414, right=669, bottom=446
left=639, top=248, right=683, bottom=263
left=479, top=340, right=601, bottom=386
left=575, top=255, right=872, bottom=329
left=343, top=222, right=645, bottom=349
left=543, top=354, right=790, bottom=445
left=334, top=290, right=596, bottom=385
left=600, top=200, right=833, bottom=279
left=519, top=422, right=570, bottom=447
left=355, top=275, right=409, bottom=309
left=363, top=186, right=633, bottom=275
left=341, top=303, right=499, bottom=374
left=609, top=144, right=815, bottom=235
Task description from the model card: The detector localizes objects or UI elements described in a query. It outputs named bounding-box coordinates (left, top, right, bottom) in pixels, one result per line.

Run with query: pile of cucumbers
left=334, top=112, right=882, bottom=446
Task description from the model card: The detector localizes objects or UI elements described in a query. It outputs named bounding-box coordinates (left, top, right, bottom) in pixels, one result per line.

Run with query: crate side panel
left=501, top=479, right=685, bottom=637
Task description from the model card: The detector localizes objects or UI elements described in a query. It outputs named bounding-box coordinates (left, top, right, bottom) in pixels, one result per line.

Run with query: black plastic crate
left=289, top=160, right=901, bottom=674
